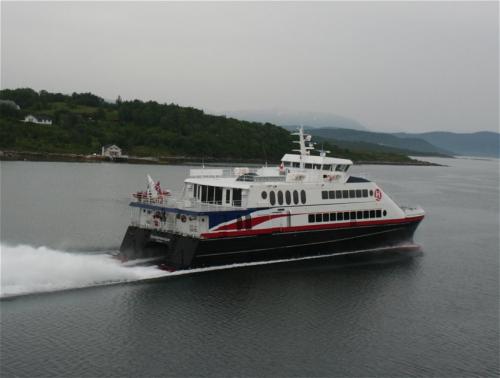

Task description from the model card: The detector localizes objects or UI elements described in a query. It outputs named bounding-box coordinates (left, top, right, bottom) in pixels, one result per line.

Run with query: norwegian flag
left=154, top=181, right=162, bottom=195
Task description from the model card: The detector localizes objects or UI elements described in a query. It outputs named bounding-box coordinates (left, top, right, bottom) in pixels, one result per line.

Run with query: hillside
left=395, top=131, right=500, bottom=158
left=0, top=88, right=426, bottom=165
left=226, top=109, right=368, bottom=131
left=284, top=126, right=452, bottom=157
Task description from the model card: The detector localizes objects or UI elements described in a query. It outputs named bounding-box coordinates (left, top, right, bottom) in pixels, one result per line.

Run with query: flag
left=154, top=181, right=162, bottom=195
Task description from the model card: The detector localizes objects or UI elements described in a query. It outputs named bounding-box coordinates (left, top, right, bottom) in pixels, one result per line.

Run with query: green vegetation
left=0, top=88, right=420, bottom=164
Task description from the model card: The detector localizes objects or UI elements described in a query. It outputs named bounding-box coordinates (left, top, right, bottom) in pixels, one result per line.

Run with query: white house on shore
left=23, top=115, right=52, bottom=125
left=101, top=144, right=122, bottom=158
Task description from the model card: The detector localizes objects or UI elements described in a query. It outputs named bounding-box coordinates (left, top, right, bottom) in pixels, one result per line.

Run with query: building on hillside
left=101, top=144, right=122, bottom=158
left=23, top=114, right=52, bottom=125
left=0, top=100, right=21, bottom=110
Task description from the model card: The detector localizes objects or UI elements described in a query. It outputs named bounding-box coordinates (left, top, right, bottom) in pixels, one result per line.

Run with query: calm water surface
left=1, top=157, right=498, bottom=377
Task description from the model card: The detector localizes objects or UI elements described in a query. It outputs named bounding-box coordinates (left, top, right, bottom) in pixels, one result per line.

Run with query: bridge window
left=292, top=162, right=300, bottom=168
left=349, top=190, right=355, bottom=198
left=342, top=190, right=348, bottom=198
left=305, top=163, right=313, bottom=169
left=193, top=184, right=198, bottom=198
left=285, top=191, right=291, bottom=205
left=208, top=186, right=214, bottom=203
left=336, top=190, right=342, bottom=199
left=362, top=189, right=368, bottom=197
left=215, top=187, right=223, bottom=205
left=270, top=191, right=276, bottom=206
left=293, top=190, right=299, bottom=204
left=355, top=189, right=362, bottom=198
left=201, top=186, right=208, bottom=202
left=225, top=189, right=231, bottom=204
left=283, top=161, right=291, bottom=167
left=323, top=164, right=332, bottom=171
left=233, top=189, right=242, bottom=207
left=300, top=190, right=307, bottom=204
left=277, top=191, right=284, bottom=205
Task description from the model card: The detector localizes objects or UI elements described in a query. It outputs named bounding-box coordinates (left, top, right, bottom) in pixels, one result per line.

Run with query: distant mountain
left=394, top=131, right=500, bottom=158
left=291, top=127, right=452, bottom=157
left=226, top=109, right=368, bottom=131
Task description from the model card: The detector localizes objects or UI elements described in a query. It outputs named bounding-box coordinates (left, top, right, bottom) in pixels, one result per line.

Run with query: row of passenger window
left=321, top=189, right=373, bottom=200
left=308, top=209, right=386, bottom=223
left=262, top=190, right=307, bottom=206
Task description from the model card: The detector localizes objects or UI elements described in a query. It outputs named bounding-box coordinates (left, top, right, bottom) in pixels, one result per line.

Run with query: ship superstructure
left=119, top=127, right=424, bottom=268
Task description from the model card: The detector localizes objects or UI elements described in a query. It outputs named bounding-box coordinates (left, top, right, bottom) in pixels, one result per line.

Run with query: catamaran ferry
left=119, top=127, right=424, bottom=269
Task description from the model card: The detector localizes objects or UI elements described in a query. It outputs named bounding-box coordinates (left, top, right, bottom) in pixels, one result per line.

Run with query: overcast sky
left=2, top=1, right=498, bottom=133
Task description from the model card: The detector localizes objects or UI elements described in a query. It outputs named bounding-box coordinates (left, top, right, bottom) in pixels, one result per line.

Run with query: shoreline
left=0, top=150, right=444, bottom=166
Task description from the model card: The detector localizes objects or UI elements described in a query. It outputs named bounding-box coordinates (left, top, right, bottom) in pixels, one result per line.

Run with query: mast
left=292, top=126, right=314, bottom=168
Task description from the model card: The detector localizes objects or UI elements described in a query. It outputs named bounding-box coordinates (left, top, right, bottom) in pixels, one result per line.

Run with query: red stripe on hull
left=201, top=215, right=424, bottom=239
left=214, top=213, right=288, bottom=231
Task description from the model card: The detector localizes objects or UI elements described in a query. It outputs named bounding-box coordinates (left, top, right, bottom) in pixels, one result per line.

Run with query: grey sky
left=2, top=1, right=498, bottom=133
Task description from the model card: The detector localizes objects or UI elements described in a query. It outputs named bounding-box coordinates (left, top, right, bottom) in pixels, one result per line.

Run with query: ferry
left=119, top=127, right=424, bottom=269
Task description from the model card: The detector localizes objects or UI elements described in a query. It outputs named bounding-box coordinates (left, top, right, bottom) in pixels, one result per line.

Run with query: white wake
left=1, top=242, right=419, bottom=298
left=0, top=244, right=167, bottom=298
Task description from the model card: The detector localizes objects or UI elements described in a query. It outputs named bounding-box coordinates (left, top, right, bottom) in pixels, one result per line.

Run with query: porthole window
left=383, top=210, right=387, bottom=216
left=300, top=190, right=307, bottom=204
left=370, top=190, right=374, bottom=196
left=293, top=190, right=299, bottom=204
left=261, top=191, right=267, bottom=200
left=270, top=191, right=276, bottom=206
left=277, top=191, right=284, bottom=205
left=285, top=191, right=291, bottom=205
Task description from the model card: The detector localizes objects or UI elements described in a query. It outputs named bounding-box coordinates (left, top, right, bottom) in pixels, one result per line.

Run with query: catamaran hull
left=119, top=217, right=423, bottom=269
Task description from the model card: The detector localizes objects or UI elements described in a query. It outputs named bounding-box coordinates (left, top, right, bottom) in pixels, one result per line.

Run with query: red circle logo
left=374, top=188, right=382, bottom=201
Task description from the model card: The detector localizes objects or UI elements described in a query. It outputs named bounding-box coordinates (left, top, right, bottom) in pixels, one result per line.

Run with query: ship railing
left=189, top=167, right=260, bottom=178
left=132, top=194, right=247, bottom=211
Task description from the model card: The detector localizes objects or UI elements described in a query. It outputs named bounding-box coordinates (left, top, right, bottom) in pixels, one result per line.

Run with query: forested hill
left=0, top=88, right=418, bottom=164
